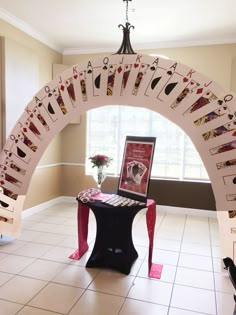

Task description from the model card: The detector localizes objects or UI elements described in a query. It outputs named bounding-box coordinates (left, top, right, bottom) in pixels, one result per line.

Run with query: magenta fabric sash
left=69, top=193, right=163, bottom=279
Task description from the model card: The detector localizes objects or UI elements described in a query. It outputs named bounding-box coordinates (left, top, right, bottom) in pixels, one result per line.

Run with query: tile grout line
left=209, top=216, right=219, bottom=315
left=117, top=211, right=167, bottom=314
left=166, top=213, right=187, bottom=315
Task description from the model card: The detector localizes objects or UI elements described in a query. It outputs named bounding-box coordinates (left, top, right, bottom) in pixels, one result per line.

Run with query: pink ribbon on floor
left=69, top=192, right=163, bottom=279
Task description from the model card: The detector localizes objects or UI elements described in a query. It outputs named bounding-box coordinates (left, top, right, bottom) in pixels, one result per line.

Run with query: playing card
left=107, top=64, right=117, bottom=96
left=25, top=101, right=50, bottom=137
left=91, top=65, right=103, bottom=97
left=120, top=64, right=132, bottom=96
left=209, top=138, right=236, bottom=156
left=194, top=102, right=229, bottom=127
left=56, top=66, right=81, bottom=111
left=183, top=90, right=218, bottom=116
left=132, top=63, right=150, bottom=96
left=179, top=79, right=225, bottom=118
left=0, top=190, right=16, bottom=212
left=202, top=117, right=236, bottom=141
left=27, top=95, right=53, bottom=132
left=79, top=70, right=88, bottom=102
left=171, top=81, right=200, bottom=110
left=39, top=83, right=67, bottom=121
left=1, top=166, right=23, bottom=189
left=144, top=60, right=181, bottom=98
left=216, top=157, right=236, bottom=170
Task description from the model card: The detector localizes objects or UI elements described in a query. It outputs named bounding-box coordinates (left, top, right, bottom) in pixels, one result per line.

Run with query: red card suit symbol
left=23, top=128, right=27, bottom=132
left=74, top=74, right=78, bottom=79
left=165, top=82, right=178, bottom=95
left=30, top=113, right=33, bottom=118
left=190, top=81, right=194, bottom=85
left=60, top=85, right=64, bottom=91
left=17, top=147, right=26, bottom=158
left=134, top=63, right=138, bottom=68
left=117, top=66, right=122, bottom=73
left=197, top=88, right=203, bottom=94
left=95, top=74, right=101, bottom=89
left=183, top=77, right=188, bottom=82
left=48, top=103, right=55, bottom=114
left=233, top=131, right=236, bottom=136
left=0, top=181, right=4, bottom=185
left=151, top=77, right=161, bottom=90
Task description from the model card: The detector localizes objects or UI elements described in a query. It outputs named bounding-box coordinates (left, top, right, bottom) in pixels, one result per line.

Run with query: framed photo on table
left=118, top=136, right=156, bottom=202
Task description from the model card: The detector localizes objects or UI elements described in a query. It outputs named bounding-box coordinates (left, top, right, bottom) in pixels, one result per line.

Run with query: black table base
left=85, top=200, right=144, bottom=275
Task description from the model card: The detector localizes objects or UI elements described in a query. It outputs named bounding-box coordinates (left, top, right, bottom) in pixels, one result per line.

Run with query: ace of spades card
left=144, top=60, right=181, bottom=98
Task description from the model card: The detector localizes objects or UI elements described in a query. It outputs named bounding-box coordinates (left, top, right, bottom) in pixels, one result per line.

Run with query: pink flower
left=89, top=154, right=112, bottom=168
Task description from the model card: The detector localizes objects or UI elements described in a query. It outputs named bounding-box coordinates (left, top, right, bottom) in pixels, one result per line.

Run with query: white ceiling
left=0, top=0, right=236, bottom=55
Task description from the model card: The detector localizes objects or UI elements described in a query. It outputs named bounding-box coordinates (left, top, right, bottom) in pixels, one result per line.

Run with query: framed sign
left=118, top=136, right=156, bottom=202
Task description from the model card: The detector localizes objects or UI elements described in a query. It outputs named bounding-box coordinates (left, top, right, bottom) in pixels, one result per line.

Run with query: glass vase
left=93, top=166, right=106, bottom=189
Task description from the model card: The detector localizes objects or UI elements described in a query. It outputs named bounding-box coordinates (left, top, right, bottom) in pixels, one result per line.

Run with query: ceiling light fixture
left=115, top=0, right=136, bottom=55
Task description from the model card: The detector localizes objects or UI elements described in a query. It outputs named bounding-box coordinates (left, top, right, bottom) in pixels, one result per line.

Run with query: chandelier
left=115, top=0, right=136, bottom=54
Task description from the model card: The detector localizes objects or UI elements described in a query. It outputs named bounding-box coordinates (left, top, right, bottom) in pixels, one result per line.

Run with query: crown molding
left=1, top=8, right=236, bottom=57
left=63, top=36, right=236, bottom=55
left=0, top=8, right=62, bottom=53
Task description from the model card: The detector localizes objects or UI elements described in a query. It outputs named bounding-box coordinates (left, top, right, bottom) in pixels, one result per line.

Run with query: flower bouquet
left=89, top=154, right=112, bottom=189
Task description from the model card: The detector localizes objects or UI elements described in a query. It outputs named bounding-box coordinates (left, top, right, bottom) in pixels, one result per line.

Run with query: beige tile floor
left=0, top=202, right=235, bottom=315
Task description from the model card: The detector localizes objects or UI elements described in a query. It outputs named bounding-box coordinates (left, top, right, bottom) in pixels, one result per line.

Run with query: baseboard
left=22, top=196, right=77, bottom=218
left=23, top=196, right=217, bottom=219
left=157, top=204, right=217, bottom=218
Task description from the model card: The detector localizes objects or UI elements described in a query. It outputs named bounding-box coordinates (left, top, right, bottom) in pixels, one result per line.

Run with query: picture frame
left=118, top=136, right=156, bottom=202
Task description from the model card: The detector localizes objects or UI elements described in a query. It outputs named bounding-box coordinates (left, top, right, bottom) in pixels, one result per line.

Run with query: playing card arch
left=0, top=54, right=235, bottom=258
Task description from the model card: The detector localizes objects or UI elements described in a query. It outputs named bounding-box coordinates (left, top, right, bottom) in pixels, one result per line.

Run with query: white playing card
left=124, top=62, right=150, bottom=97
left=192, top=94, right=233, bottom=127
left=176, top=79, right=225, bottom=117
left=28, top=94, right=53, bottom=133
left=157, top=63, right=202, bottom=106
left=25, top=101, right=50, bottom=138
left=0, top=191, right=17, bottom=212
left=40, top=82, right=68, bottom=121
left=107, top=64, right=117, bottom=96
left=144, top=59, right=180, bottom=98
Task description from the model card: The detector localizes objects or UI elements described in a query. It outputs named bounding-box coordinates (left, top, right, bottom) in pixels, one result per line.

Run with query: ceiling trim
left=63, top=36, right=236, bottom=55
left=0, top=8, right=62, bottom=53
left=1, top=8, right=236, bottom=57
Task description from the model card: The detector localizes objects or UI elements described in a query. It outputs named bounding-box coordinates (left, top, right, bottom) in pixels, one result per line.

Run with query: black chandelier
left=115, top=0, right=136, bottom=54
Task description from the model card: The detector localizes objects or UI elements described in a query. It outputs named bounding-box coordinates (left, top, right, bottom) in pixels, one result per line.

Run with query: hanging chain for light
left=115, top=0, right=136, bottom=55
left=125, top=0, right=130, bottom=23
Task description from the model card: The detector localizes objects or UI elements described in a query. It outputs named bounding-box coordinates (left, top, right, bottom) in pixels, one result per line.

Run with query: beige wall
left=61, top=44, right=236, bottom=196
left=2, top=18, right=236, bottom=208
left=23, top=165, right=63, bottom=209
left=0, top=19, right=63, bottom=209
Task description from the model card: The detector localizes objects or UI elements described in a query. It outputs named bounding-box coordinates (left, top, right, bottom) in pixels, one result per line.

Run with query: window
left=86, top=105, right=209, bottom=181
